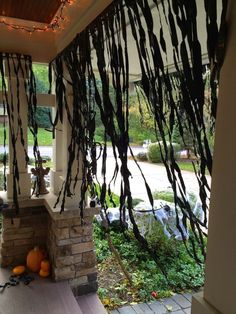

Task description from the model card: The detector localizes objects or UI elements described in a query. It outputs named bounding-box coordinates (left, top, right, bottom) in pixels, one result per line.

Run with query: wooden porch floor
left=0, top=268, right=107, bottom=314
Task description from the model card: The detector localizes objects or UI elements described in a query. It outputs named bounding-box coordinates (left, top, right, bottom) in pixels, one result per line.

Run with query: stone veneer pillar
left=0, top=206, right=48, bottom=267
left=0, top=194, right=99, bottom=296
left=48, top=206, right=99, bottom=295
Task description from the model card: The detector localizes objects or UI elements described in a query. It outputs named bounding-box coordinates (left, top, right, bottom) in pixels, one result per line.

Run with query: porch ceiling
left=0, top=0, right=218, bottom=77
left=0, top=0, right=61, bottom=24
left=0, top=0, right=113, bottom=63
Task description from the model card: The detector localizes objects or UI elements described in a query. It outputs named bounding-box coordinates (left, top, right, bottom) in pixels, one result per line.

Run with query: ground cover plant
left=95, top=220, right=204, bottom=310
left=94, top=189, right=204, bottom=310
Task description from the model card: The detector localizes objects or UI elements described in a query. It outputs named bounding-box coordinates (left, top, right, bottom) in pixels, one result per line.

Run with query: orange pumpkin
left=13, top=265, right=26, bottom=275
left=26, top=246, right=44, bottom=272
left=39, top=269, right=50, bottom=278
left=40, top=260, right=50, bottom=272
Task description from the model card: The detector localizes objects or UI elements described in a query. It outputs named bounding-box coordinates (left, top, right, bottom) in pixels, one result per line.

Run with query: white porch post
left=192, top=1, right=236, bottom=313
left=6, top=60, right=31, bottom=199
left=60, top=83, right=83, bottom=207
left=50, top=107, right=63, bottom=195
left=50, top=75, right=84, bottom=207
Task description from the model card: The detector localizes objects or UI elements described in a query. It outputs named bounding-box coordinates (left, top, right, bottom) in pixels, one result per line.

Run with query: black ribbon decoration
left=0, top=0, right=228, bottom=264
left=48, top=0, right=228, bottom=263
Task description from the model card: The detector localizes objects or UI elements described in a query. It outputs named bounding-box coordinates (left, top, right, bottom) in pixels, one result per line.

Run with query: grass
left=177, top=161, right=196, bottom=172
left=28, top=128, right=52, bottom=146
left=176, top=161, right=210, bottom=175
left=0, top=126, right=52, bottom=146
left=157, top=161, right=201, bottom=173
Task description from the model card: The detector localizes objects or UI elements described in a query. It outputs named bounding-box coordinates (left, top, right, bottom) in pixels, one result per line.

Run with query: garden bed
left=94, top=222, right=204, bottom=311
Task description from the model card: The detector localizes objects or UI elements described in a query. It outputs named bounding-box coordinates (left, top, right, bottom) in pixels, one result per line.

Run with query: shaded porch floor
left=0, top=267, right=195, bottom=314
left=110, top=292, right=192, bottom=314
left=0, top=268, right=107, bottom=314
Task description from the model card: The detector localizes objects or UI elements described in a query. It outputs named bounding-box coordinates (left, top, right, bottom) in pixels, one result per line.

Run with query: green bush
left=147, top=143, right=162, bottom=163
left=153, top=190, right=197, bottom=209
left=147, top=142, right=180, bottom=163
left=41, top=155, right=51, bottom=162
left=28, top=158, right=35, bottom=165
left=153, top=190, right=174, bottom=203
left=0, top=153, right=8, bottom=163
left=0, top=172, right=4, bottom=191
left=132, top=198, right=144, bottom=206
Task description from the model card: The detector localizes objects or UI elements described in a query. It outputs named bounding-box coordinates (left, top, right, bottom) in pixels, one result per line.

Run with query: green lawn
left=159, top=161, right=210, bottom=175
left=28, top=128, right=52, bottom=146
left=177, top=161, right=196, bottom=172
left=0, top=126, right=52, bottom=146
left=158, top=161, right=197, bottom=172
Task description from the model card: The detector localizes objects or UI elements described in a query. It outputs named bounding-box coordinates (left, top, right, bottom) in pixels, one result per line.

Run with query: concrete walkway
left=109, top=292, right=193, bottom=314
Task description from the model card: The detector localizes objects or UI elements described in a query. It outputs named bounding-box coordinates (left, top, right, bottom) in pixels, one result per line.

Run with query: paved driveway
left=96, top=155, right=211, bottom=201
left=0, top=145, right=211, bottom=200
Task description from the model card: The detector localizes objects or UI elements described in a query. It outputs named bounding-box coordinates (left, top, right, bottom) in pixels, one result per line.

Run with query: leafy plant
left=0, top=171, right=4, bottom=191
left=93, top=223, right=112, bottom=262
left=147, top=142, right=180, bottom=163
left=147, top=143, right=163, bottom=163
left=152, top=190, right=175, bottom=203
left=132, top=198, right=144, bottom=206
left=41, top=155, right=51, bottom=162
left=0, top=153, right=8, bottom=163
left=94, top=221, right=204, bottom=309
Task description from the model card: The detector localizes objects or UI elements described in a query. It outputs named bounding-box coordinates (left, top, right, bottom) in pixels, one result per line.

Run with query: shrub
left=28, top=158, right=35, bottom=165
left=132, top=198, right=144, bottom=206
left=0, top=153, right=8, bottom=163
left=153, top=190, right=174, bottom=203
left=136, top=152, right=148, bottom=161
left=147, top=142, right=180, bottom=163
left=153, top=190, right=198, bottom=209
left=41, top=155, right=51, bottom=162
left=0, top=171, right=4, bottom=191
left=147, top=143, right=162, bottom=163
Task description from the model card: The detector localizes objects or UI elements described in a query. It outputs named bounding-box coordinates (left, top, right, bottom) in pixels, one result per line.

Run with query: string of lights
left=0, top=0, right=73, bottom=34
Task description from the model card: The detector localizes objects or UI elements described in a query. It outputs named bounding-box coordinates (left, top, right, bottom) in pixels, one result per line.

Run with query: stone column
left=192, top=1, right=236, bottom=313
left=47, top=207, right=99, bottom=295
left=5, top=60, right=31, bottom=199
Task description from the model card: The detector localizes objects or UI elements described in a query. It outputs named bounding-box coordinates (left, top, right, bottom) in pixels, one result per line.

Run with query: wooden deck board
left=0, top=268, right=82, bottom=314
left=76, top=293, right=107, bottom=314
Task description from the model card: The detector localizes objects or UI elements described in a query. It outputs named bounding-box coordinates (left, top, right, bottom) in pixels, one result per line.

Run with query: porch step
left=76, top=293, right=108, bottom=314
left=0, top=268, right=82, bottom=314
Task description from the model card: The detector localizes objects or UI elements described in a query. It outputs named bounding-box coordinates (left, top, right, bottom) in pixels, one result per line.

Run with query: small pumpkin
left=26, top=246, right=44, bottom=272
left=40, top=260, right=50, bottom=272
left=13, top=265, right=26, bottom=275
left=39, top=269, right=50, bottom=278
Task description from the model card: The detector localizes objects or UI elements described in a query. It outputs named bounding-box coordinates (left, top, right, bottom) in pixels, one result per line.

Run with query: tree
left=33, top=64, right=51, bottom=128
